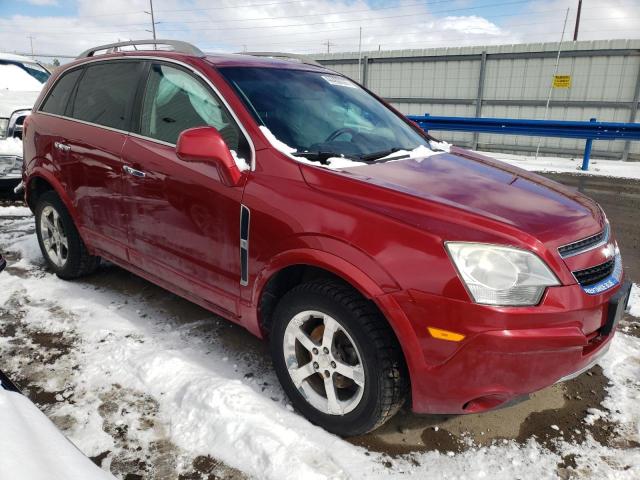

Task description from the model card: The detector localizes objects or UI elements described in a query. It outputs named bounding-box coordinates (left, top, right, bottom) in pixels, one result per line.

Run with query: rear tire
left=270, top=279, right=408, bottom=436
left=35, top=191, right=100, bottom=279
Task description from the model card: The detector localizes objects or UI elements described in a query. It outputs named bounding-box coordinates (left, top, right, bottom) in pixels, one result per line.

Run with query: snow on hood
left=259, top=125, right=449, bottom=170
left=0, top=389, right=114, bottom=480
left=0, top=90, right=40, bottom=118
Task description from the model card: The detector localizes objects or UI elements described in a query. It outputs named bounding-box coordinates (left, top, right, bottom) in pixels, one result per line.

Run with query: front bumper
left=380, top=281, right=631, bottom=414
left=0, top=155, right=23, bottom=191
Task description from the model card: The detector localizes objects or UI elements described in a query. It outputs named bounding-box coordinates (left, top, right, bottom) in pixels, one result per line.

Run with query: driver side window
left=140, top=63, right=245, bottom=156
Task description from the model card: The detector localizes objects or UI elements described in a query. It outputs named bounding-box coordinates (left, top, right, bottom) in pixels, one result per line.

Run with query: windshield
left=218, top=67, right=428, bottom=160
left=0, top=61, right=50, bottom=91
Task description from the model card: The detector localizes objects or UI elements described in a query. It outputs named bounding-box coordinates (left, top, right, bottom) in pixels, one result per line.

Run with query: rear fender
left=26, top=166, right=82, bottom=231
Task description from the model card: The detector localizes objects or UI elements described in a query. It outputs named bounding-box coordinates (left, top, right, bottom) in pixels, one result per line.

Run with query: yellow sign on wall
left=553, top=75, right=572, bottom=88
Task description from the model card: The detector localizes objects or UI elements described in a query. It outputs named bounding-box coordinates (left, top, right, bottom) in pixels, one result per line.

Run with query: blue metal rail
left=408, top=114, right=640, bottom=171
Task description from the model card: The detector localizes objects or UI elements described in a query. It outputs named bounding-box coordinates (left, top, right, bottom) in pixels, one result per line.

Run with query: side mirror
left=176, top=126, right=244, bottom=187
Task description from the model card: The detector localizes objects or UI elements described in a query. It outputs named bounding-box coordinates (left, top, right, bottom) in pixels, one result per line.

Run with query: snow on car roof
left=0, top=52, right=35, bottom=63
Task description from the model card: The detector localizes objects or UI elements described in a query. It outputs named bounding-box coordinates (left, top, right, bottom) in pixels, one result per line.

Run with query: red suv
left=20, top=40, right=630, bottom=436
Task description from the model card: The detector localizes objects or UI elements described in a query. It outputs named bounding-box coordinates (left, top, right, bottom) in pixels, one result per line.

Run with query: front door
left=122, top=62, right=252, bottom=317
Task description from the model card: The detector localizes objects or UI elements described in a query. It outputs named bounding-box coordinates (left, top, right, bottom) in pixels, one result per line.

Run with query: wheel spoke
left=324, top=376, right=342, bottom=415
left=294, top=327, right=317, bottom=353
left=288, top=361, right=316, bottom=389
left=58, top=233, right=68, bottom=250
left=322, top=315, right=340, bottom=349
left=334, top=360, right=365, bottom=387
left=44, top=216, right=55, bottom=233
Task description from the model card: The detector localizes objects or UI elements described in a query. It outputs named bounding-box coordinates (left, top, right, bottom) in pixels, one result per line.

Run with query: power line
left=1, top=3, right=635, bottom=36
left=0, top=6, right=564, bottom=39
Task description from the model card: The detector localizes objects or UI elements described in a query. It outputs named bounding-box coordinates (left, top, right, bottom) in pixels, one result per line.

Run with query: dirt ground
left=1, top=171, right=639, bottom=479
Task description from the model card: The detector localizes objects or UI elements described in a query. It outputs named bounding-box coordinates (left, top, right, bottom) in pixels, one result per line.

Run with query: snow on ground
left=1, top=207, right=640, bottom=479
left=481, top=151, right=640, bottom=180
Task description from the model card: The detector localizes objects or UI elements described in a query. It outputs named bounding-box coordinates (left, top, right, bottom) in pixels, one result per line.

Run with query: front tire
left=35, top=191, right=100, bottom=279
left=270, top=279, right=408, bottom=436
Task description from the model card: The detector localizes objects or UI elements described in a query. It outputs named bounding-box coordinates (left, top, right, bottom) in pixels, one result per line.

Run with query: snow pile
left=230, top=149, right=250, bottom=171
left=0, top=137, right=23, bottom=156
left=0, top=389, right=114, bottom=480
left=481, top=150, right=640, bottom=180
left=260, top=126, right=297, bottom=155
left=429, top=139, right=451, bottom=153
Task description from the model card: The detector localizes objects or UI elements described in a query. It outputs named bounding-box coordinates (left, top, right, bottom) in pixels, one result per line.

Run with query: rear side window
left=40, top=69, right=82, bottom=116
left=71, top=62, right=142, bottom=130
left=139, top=63, right=248, bottom=158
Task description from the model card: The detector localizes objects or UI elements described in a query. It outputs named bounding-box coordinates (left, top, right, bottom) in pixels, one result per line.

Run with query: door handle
left=123, top=165, right=146, bottom=178
left=54, top=141, right=71, bottom=152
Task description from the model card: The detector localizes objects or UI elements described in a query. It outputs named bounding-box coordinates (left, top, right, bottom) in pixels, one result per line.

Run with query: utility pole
left=145, top=0, right=157, bottom=41
left=323, top=40, right=334, bottom=53
left=573, top=0, right=582, bottom=41
left=28, top=35, right=34, bottom=58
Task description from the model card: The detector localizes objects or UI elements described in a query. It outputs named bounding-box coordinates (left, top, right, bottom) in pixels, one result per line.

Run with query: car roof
left=65, top=50, right=330, bottom=74
left=204, top=53, right=329, bottom=72
left=0, top=52, right=37, bottom=63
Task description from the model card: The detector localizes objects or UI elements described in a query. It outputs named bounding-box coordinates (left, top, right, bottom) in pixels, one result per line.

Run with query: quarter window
left=140, top=63, right=246, bottom=157
left=40, top=69, right=82, bottom=116
left=72, top=62, right=142, bottom=130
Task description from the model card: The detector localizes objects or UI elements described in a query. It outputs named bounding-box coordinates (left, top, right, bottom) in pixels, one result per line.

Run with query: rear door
left=60, top=60, right=145, bottom=260
left=121, top=61, right=252, bottom=317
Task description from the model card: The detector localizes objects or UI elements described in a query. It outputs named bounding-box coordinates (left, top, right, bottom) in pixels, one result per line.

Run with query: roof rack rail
left=239, top=51, right=322, bottom=67
left=77, top=39, right=205, bottom=59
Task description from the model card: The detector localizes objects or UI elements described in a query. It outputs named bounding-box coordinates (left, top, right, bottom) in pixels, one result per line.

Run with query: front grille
left=573, top=258, right=615, bottom=287
left=558, top=224, right=609, bottom=258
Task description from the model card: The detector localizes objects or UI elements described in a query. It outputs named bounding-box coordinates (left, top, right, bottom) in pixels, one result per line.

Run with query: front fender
left=241, top=243, right=424, bottom=396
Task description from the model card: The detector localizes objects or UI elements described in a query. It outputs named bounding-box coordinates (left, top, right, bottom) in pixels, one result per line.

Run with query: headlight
left=0, top=118, right=8, bottom=139
left=446, top=242, right=560, bottom=306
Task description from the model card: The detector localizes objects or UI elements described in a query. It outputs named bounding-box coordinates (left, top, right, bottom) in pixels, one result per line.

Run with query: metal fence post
left=581, top=117, right=596, bottom=171
left=361, top=56, right=369, bottom=88
left=622, top=61, right=640, bottom=162
left=472, top=51, right=488, bottom=150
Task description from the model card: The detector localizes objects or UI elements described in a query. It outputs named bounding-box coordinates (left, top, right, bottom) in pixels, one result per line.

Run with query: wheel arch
left=26, top=170, right=79, bottom=226
left=248, top=248, right=426, bottom=400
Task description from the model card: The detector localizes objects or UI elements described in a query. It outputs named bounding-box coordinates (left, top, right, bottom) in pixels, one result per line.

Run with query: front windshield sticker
left=321, top=75, right=357, bottom=88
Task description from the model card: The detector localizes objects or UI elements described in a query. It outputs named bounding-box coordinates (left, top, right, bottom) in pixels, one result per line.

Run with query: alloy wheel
left=40, top=205, right=69, bottom=267
left=283, top=310, right=365, bottom=415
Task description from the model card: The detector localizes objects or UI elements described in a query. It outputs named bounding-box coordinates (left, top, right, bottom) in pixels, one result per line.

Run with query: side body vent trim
left=240, top=205, right=250, bottom=286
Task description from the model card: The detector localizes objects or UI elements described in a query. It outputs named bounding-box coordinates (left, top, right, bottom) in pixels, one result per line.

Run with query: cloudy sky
left=1, top=0, right=639, bottom=60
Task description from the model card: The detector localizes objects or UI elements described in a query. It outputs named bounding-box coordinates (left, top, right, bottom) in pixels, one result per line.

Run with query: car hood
left=311, top=147, right=603, bottom=245
left=0, top=90, right=40, bottom=117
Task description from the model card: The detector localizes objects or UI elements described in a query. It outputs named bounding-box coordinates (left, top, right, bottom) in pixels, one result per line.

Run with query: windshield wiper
left=295, top=151, right=358, bottom=165
left=359, top=148, right=409, bottom=162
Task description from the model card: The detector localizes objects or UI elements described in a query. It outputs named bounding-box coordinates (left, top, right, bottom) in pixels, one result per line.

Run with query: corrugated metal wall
left=313, top=39, right=640, bottom=161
